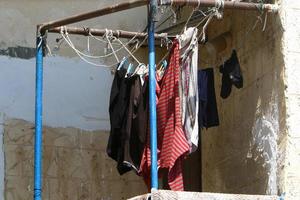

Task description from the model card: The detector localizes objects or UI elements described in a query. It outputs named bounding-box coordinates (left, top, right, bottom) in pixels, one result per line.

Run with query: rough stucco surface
left=1, top=0, right=300, bottom=199
left=0, top=0, right=148, bottom=198
left=281, top=0, right=300, bottom=199
left=198, top=1, right=286, bottom=195
left=3, top=119, right=147, bottom=200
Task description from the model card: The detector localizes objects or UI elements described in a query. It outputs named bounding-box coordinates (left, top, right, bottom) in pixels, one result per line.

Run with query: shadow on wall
left=3, top=118, right=147, bottom=200
left=181, top=8, right=285, bottom=195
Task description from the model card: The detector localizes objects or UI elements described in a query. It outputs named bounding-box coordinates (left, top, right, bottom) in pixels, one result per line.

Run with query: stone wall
left=0, top=0, right=148, bottom=198
left=281, top=0, right=300, bottom=199
left=3, top=119, right=147, bottom=200
left=197, top=1, right=285, bottom=195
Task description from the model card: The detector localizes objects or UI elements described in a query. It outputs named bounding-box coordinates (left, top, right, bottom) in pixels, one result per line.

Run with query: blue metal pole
left=148, top=0, right=158, bottom=190
left=34, top=35, right=44, bottom=200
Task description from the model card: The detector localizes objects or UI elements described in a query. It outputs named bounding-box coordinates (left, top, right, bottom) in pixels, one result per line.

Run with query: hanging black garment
left=123, top=75, right=148, bottom=173
left=220, top=50, right=243, bottom=99
left=107, top=68, right=131, bottom=174
left=198, top=68, right=219, bottom=128
left=107, top=68, right=148, bottom=175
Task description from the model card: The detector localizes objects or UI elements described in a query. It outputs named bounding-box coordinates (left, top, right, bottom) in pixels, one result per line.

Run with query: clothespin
left=162, top=60, right=168, bottom=69
left=117, top=57, right=127, bottom=71
left=125, top=63, right=134, bottom=77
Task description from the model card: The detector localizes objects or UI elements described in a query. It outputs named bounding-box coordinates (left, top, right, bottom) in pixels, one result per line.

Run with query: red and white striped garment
left=140, top=40, right=190, bottom=191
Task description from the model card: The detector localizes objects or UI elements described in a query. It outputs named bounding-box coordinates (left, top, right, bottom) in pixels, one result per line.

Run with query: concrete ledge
left=128, top=190, right=279, bottom=200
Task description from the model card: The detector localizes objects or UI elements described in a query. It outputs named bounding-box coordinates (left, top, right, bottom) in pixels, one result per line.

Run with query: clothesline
left=38, top=0, right=278, bottom=34
left=33, top=1, right=280, bottom=199
left=49, top=26, right=168, bottom=39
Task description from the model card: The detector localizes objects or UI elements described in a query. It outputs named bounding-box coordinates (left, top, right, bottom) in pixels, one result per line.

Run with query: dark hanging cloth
left=219, top=50, right=243, bottom=99
left=107, top=67, right=131, bottom=174
left=198, top=68, right=219, bottom=129
left=107, top=66, right=147, bottom=175
left=123, top=75, right=148, bottom=173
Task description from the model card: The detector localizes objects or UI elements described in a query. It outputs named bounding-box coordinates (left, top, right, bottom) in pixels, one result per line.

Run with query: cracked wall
left=0, top=0, right=148, bottom=199
left=4, top=119, right=147, bottom=200
left=187, top=0, right=286, bottom=196
left=1, top=0, right=299, bottom=199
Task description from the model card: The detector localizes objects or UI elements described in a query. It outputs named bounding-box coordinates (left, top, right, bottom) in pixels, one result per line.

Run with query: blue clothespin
left=117, top=57, right=128, bottom=70
left=162, top=60, right=168, bottom=69
left=125, top=63, right=134, bottom=77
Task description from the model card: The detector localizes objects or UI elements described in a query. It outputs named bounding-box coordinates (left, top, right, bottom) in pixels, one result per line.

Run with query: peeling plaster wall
left=196, top=0, right=286, bottom=195
left=3, top=119, right=147, bottom=200
left=0, top=0, right=148, bottom=199
left=149, top=1, right=287, bottom=195
left=281, top=0, right=300, bottom=199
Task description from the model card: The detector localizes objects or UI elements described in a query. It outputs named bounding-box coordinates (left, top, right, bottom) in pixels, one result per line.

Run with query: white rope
left=262, top=12, right=268, bottom=32
left=195, top=9, right=214, bottom=28
left=197, top=0, right=201, bottom=8
left=60, top=26, right=148, bottom=68
left=88, top=32, right=121, bottom=45
left=115, top=37, right=142, bottom=65
left=37, top=36, right=43, bottom=48
left=46, top=44, right=53, bottom=56
left=181, top=8, right=195, bottom=34
left=61, top=28, right=112, bottom=68
left=60, top=26, right=140, bottom=59
left=104, top=29, right=120, bottom=63
left=200, top=14, right=214, bottom=43
left=214, top=0, right=224, bottom=19
left=87, top=36, right=90, bottom=52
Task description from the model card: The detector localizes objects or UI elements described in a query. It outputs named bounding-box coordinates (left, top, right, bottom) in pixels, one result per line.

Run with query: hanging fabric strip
left=140, top=40, right=189, bottom=191
left=178, top=27, right=199, bottom=152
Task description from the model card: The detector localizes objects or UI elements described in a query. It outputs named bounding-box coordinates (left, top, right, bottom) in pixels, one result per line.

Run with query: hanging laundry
left=107, top=67, right=131, bottom=174
left=107, top=64, right=148, bottom=175
left=140, top=40, right=190, bottom=191
left=178, top=27, right=199, bottom=152
left=198, top=68, right=219, bottom=129
left=220, top=50, right=243, bottom=99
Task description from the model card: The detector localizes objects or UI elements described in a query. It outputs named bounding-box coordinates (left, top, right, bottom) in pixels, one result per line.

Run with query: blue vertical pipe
left=148, top=0, right=158, bottom=190
left=34, top=35, right=44, bottom=200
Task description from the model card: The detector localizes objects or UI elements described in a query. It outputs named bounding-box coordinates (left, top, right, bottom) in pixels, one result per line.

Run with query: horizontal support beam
left=39, top=0, right=278, bottom=34
left=39, top=0, right=149, bottom=34
left=160, top=0, right=278, bottom=12
left=48, top=26, right=167, bottom=39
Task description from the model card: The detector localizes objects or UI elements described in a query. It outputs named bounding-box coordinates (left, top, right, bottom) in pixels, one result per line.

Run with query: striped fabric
left=140, top=40, right=189, bottom=191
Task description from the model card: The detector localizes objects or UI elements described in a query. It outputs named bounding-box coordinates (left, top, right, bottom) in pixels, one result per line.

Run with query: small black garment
left=123, top=75, right=148, bottom=173
left=107, top=66, right=148, bottom=175
left=219, top=50, right=243, bottom=99
left=107, top=67, right=132, bottom=174
left=198, top=68, right=219, bottom=129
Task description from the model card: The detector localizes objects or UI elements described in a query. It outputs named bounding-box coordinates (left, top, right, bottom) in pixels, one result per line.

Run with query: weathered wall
left=1, top=0, right=300, bottom=199
left=0, top=0, right=148, bottom=199
left=281, top=0, right=300, bottom=199
left=198, top=0, right=285, bottom=196
left=4, top=119, right=147, bottom=200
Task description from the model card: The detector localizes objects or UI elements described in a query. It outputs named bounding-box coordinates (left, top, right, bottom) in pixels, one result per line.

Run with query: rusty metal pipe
left=39, top=0, right=278, bottom=34
left=39, top=0, right=149, bottom=33
left=160, top=0, right=278, bottom=12
left=48, top=26, right=167, bottom=39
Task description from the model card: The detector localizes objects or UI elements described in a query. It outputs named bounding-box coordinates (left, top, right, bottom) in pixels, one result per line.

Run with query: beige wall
left=201, top=7, right=285, bottom=194
left=281, top=0, right=300, bottom=199
left=4, top=119, right=147, bottom=200
left=167, top=0, right=286, bottom=196
left=1, top=0, right=300, bottom=199
left=0, top=0, right=148, bottom=199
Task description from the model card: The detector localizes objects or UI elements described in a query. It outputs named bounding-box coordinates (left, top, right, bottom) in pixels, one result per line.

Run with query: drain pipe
left=34, top=28, right=44, bottom=200
left=148, top=0, right=158, bottom=190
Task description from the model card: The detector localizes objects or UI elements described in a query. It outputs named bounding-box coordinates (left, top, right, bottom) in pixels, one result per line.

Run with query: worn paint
left=0, top=0, right=148, bottom=198
left=0, top=55, right=114, bottom=131
left=3, top=119, right=147, bottom=200
left=0, top=46, right=35, bottom=59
